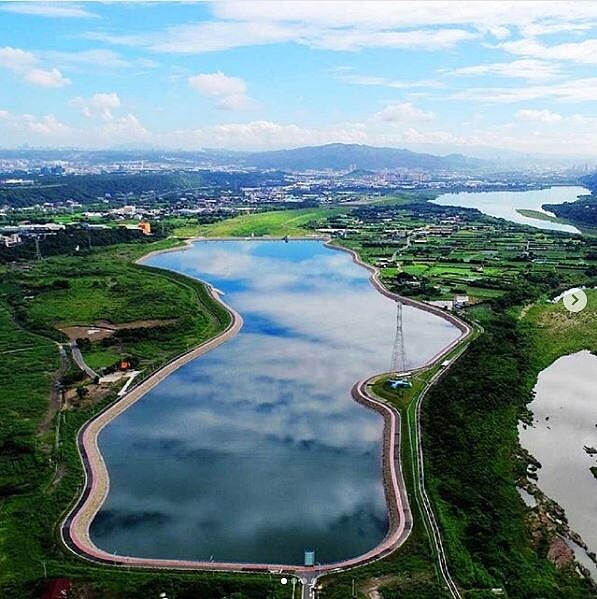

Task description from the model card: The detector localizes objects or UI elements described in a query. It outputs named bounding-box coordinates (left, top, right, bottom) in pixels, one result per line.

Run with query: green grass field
left=81, top=347, right=122, bottom=369
left=523, top=288, right=597, bottom=370
left=2, top=241, right=230, bottom=375
left=0, top=303, right=60, bottom=589
left=173, top=207, right=339, bottom=238
left=516, top=209, right=563, bottom=224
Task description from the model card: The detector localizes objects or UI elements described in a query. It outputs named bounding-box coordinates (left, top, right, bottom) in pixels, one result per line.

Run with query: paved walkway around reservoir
left=61, top=237, right=474, bottom=598
left=70, top=340, right=99, bottom=380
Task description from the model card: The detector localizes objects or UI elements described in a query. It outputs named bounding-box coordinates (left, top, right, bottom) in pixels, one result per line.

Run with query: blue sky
left=1, top=1, right=597, bottom=156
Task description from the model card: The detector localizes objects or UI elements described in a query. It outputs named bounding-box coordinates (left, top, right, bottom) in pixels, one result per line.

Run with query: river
left=89, top=239, right=460, bottom=565
left=431, top=186, right=588, bottom=234
left=519, top=350, right=597, bottom=575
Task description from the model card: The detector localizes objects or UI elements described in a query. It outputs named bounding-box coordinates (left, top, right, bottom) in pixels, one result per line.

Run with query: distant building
left=1, top=178, right=35, bottom=185
left=138, top=221, right=151, bottom=235
left=0, top=232, right=21, bottom=247
left=453, top=295, right=470, bottom=308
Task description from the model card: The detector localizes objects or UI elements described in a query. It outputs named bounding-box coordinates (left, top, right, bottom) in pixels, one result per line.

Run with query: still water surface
left=90, top=240, right=460, bottom=565
left=432, top=186, right=588, bottom=234
left=519, top=351, right=597, bottom=565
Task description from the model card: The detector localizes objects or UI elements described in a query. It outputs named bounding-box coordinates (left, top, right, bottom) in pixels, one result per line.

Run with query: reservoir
left=432, top=186, right=588, bottom=234
left=90, top=240, right=460, bottom=565
left=519, top=351, right=597, bottom=568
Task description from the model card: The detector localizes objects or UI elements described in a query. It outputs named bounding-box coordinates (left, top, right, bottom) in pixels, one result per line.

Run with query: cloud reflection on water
left=92, top=240, right=459, bottom=564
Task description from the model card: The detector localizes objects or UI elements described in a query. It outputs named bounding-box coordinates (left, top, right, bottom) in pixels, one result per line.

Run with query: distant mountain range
left=236, top=143, right=485, bottom=171
left=0, top=143, right=485, bottom=173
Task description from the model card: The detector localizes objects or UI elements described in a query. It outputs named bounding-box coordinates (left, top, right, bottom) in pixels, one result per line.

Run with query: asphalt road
left=70, top=340, right=99, bottom=379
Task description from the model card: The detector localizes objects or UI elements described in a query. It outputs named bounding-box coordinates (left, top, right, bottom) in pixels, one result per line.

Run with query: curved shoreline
left=62, top=237, right=473, bottom=578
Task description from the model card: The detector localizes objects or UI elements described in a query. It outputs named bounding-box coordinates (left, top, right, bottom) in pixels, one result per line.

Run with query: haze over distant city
left=1, top=1, right=597, bottom=158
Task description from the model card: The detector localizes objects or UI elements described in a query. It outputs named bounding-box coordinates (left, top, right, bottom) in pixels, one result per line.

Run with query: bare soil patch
left=59, top=318, right=177, bottom=341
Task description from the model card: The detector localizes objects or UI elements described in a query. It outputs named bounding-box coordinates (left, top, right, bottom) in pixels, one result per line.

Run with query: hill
left=541, top=173, right=597, bottom=231
left=238, top=143, right=484, bottom=171
left=581, top=172, right=597, bottom=193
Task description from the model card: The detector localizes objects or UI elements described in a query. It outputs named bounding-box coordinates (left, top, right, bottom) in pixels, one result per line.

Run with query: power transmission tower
left=390, top=300, right=407, bottom=374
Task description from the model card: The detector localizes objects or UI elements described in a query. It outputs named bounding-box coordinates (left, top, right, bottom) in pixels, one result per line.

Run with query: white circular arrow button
left=562, top=288, right=587, bottom=313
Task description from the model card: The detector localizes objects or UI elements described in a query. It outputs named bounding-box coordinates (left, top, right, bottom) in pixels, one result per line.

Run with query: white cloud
left=1, top=102, right=597, bottom=157
left=452, top=77, right=597, bottom=103
left=188, top=72, right=246, bottom=97
left=82, top=1, right=597, bottom=57
left=308, top=28, right=479, bottom=51
left=213, top=1, right=597, bottom=32
left=99, top=113, right=149, bottom=142
left=0, top=46, right=36, bottom=71
left=0, top=109, right=71, bottom=139
left=23, top=113, right=70, bottom=135
left=25, top=67, right=71, bottom=88
left=45, top=49, right=159, bottom=71
left=92, top=22, right=478, bottom=54
left=162, top=119, right=371, bottom=151
left=446, top=59, right=560, bottom=80
left=375, top=102, right=436, bottom=122
left=515, top=108, right=562, bottom=123
left=0, top=46, right=70, bottom=87
left=188, top=72, right=254, bottom=110
left=0, top=2, right=98, bottom=19
left=337, top=73, right=442, bottom=89
left=71, top=92, right=122, bottom=120
left=500, top=38, right=597, bottom=65
left=0, top=107, right=148, bottom=146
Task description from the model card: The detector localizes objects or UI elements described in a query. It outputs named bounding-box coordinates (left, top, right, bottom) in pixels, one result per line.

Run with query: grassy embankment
left=172, top=207, right=341, bottom=238
left=419, top=299, right=596, bottom=599
left=514, top=208, right=597, bottom=236
left=522, top=288, right=596, bottom=370
left=515, top=209, right=566, bottom=225
left=0, top=238, right=292, bottom=598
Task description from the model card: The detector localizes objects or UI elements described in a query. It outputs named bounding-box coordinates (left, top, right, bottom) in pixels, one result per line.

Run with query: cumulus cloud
left=23, top=113, right=70, bottom=134
left=0, top=46, right=36, bottom=71
left=515, top=108, right=562, bottom=123
left=0, top=106, right=149, bottom=147
left=25, top=67, right=71, bottom=88
left=375, top=102, right=436, bottom=122
left=71, top=92, right=122, bottom=120
left=2, top=102, right=597, bottom=157
left=0, top=109, right=72, bottom=140
left=188, top=71, right=254, bottom=110
left=100, top=113, right=149, bottom=142
left=0, top=45, right=70, bottom=87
